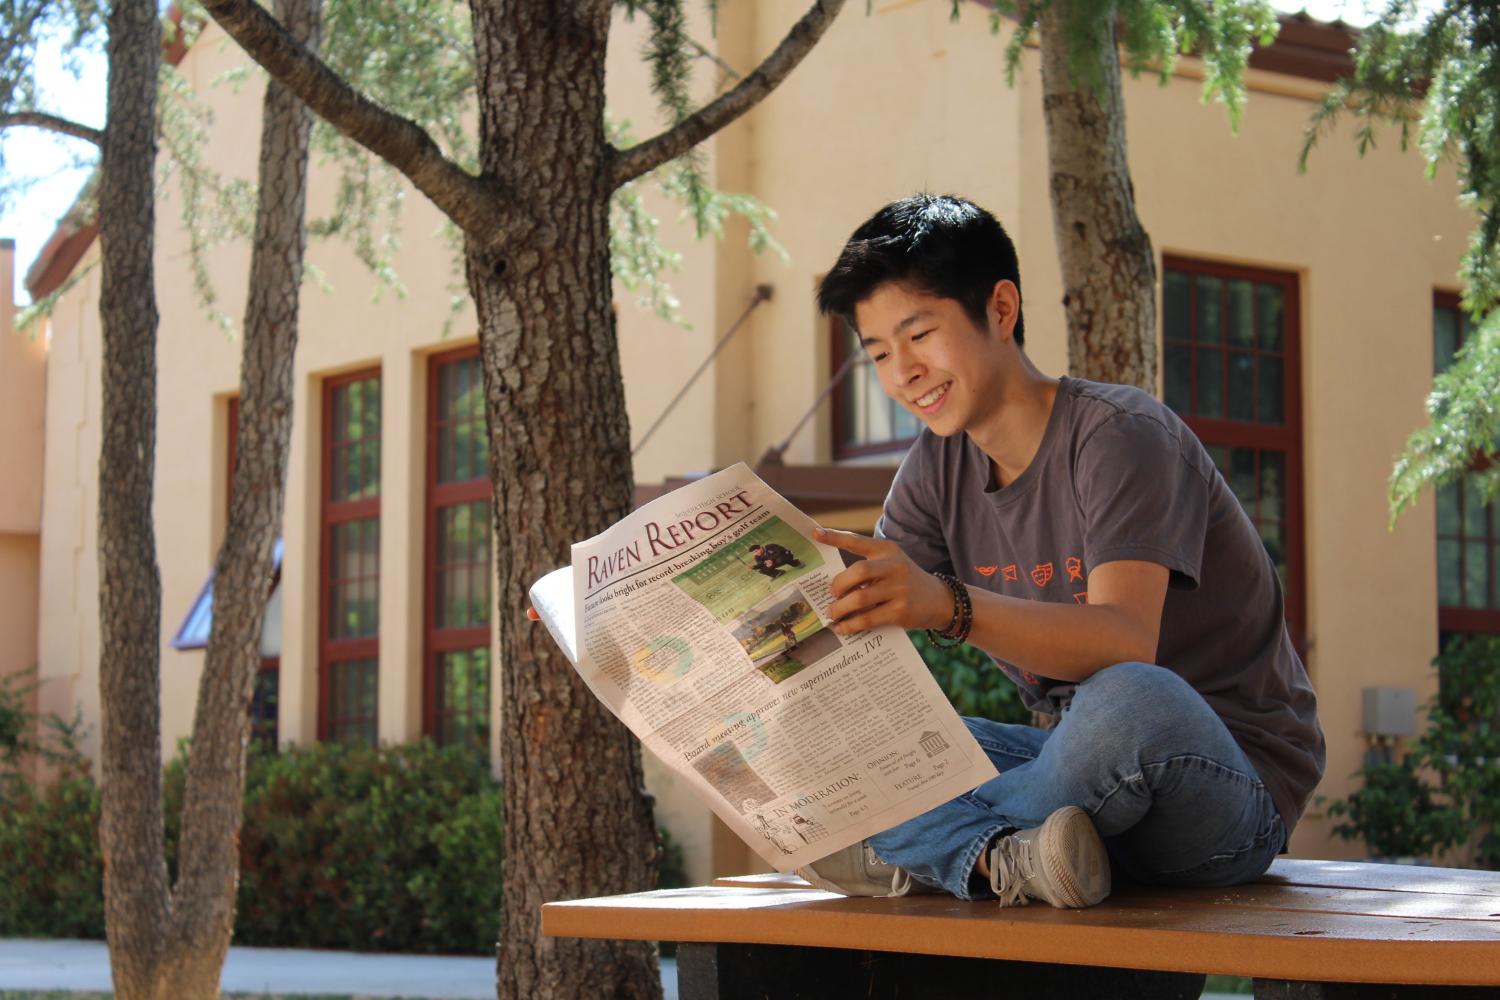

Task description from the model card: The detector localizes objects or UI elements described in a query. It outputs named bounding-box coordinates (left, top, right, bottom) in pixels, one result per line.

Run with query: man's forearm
left=962, top=590, right=1159, bottom=683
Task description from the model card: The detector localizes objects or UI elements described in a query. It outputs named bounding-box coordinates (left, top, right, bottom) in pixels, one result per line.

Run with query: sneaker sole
left=1038, top=806, right=1110, bottom=907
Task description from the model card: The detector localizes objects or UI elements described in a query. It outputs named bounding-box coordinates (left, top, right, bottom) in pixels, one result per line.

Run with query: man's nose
left=892, top=344, right=924, bottom=383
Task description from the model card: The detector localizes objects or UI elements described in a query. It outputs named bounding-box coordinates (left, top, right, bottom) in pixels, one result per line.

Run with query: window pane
left=1258, top=356, right=1285, bottom=425
left=1195, top=348, right=1223, bottom=417
left=1228, top=280, right=1255, bottom=347
left=1164, top=271, right=1190, bottom=339
left=437, top=501, right=492, bottom=629
left=330, top=378, right=383, bottom=502
left=1257, top=284, right=1284, bottom=351
left=251, top=668, right=279, bottom=749
left=1228, top=352, right=1255, bottom=421
left=1195, top=276, right=1223, bottom=344
left=1438, top=539, right=1462, bottom=606
left=438, top=356, right=487, bottom=484
left=1259, top=520, right=1286, bottom=584
left=1464, top=541, right=1489, bottom=609
left=436, top=647, right=490, bottom=750
left=1434, top=305, right=1459, bottom=374
left=1437, top=482, right=1461, bottom=535
left=1260, top=451, right=1286, bottom=523
left=1164, top=343, right=1191, bottom=413
left=1464, top=475, right=1489, bottom=536
left=1229, top=447, right=1257, bottom=512
left=329, top=518, right=379, bottom=639
left=328, top=658, right=378, bottom=745
left=1494, top=543, right=1500, bottom=610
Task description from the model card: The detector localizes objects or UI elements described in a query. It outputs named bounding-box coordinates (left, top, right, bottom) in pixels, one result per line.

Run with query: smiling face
left=853, top=280, right=1019, bottom=439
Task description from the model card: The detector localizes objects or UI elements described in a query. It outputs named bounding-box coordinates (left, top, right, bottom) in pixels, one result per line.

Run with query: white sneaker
left=987, top=805, right=1110, bottom=908
left=796, top=841, right=935, bottom=897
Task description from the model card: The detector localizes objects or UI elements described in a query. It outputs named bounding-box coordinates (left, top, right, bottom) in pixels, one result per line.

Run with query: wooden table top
left=541, top=859, right=1500, bottom=986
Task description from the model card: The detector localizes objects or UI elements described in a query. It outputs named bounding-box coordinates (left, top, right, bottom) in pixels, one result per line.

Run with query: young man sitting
left=799, top=194, right=1325, bottom=909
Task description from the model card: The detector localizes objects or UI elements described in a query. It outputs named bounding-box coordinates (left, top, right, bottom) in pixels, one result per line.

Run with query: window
left=1162, top=256, right=1306, bottom=645
left=425, top=347, right=493, bottom=749
left=320, top=370, right=381, bottom=743
left=830, top=315, right=919, bottom=458
left=1434, top=292, right=1500, bottom=638
left=172, top=395, right=281, bottom=747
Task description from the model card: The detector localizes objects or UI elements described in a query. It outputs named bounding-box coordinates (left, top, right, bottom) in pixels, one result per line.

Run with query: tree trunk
left=96, top=0, right=170, bottom=996
left=468, top=3, right=662, bottom=998
left=1038, top=1, right=1157, bottom=391
left=157, top=0, right=322, bottom=994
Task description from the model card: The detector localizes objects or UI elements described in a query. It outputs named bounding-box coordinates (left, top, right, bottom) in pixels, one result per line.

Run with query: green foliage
left=1299, top=2, right=1500, bottom=516
left=165, top=739, right=505, bottom=954
left=910, top=631, right=1032, bottom=725
left=955, top=0, right=1279, bottom=129
left=0, top=0, right=107, bottom=214
left=0, top=679, right=103, bottom=939
left=1390, top=308, right=1500, bottom=519
left=1326, top=634, right=1500, bottom=866
left=5, top=732, right=693, bottom=951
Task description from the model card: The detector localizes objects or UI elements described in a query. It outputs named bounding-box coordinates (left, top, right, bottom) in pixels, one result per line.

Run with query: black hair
left=816, top=193, right=1024, bottom=347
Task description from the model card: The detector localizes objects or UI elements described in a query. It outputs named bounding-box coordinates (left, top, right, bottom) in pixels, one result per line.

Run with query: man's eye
left=870, top=351, right=888, bottom=363
left=912, top=329, right=933, bottom=342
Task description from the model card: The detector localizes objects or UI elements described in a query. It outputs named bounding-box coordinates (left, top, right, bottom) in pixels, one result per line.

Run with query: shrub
left=910, top=630, right=1032, bottom=726
left=1327, top=634, right=1500, bottom=866
left=0, top=674, right=103, bottom=939
left=165, top=739, right=505, bottom=954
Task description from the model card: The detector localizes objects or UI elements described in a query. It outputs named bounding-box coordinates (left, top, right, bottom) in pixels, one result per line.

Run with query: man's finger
left=814, top=525, right=887, bottom=557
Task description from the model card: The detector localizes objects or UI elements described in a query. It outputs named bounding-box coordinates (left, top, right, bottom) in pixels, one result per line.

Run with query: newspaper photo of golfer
left=730, top=591, right=840, bottom=684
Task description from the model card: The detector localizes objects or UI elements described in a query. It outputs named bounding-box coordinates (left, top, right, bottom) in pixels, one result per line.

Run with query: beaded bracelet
left=926, top=573, right=973, bottom=647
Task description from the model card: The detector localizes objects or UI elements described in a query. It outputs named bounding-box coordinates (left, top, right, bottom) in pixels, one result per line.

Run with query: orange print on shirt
left=1065, top=557, right=1083, bottom=583
left=975, top=565, right=998, bottom=577
left=1073, top=591, right=1089, bottom=605
left=1001, top=564, right=1019, bottom=582
left=1031, top=562, right=1054, bottom=587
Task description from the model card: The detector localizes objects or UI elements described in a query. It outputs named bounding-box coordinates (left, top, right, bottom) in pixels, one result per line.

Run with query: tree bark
left=469, top=8, right=663, bottom=998
left=96, top=0, right=169, bottom=997
left=1038, top=1, right=1157, bottom=391
left=155, top=0, right=322, bottom=994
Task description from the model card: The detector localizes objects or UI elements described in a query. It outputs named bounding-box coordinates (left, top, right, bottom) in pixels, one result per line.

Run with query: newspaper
left=528, top=463, right=998, bottom=872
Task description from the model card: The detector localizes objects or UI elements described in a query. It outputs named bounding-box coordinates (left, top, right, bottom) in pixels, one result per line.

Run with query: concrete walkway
left=0, top=939, right=679, bottom=998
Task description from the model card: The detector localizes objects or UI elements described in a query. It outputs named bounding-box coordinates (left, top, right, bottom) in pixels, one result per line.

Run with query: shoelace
left=862, top=844, right=916, bottom=897
left=987, top=835, right=1036, bottom=907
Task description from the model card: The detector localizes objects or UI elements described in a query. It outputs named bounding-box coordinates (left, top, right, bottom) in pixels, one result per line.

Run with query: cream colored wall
left=36, top=261, right=103, bottom=761
left=1, top=240, right=45, bottom=767
left=742, top=0, right=1029, bottom=464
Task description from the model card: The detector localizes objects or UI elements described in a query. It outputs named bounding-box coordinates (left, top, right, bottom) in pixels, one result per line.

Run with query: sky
left=0, top=0, right=1430, bottom=305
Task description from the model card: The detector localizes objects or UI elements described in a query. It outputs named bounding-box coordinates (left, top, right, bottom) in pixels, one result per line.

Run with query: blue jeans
left=869, top=662, right=1285, bottom=900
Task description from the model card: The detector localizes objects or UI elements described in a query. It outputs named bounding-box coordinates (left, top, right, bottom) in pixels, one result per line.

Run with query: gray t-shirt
left=877, top=377, right=1325, bottom=832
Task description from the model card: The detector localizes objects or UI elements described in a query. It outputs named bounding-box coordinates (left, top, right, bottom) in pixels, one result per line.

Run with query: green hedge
left=0, top=728, right=693, bottom=952
left=164, top=740, right=506, bottom=954
left=910, top=630, right=1032, bottom=726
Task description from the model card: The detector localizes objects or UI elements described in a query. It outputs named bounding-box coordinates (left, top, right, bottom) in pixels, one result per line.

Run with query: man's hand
left=815, top=527, right=953, bottom=635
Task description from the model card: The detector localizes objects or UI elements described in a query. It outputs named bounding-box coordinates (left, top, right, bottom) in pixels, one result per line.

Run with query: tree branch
left=610, top=0, right=848, bottom=189
left=198, top=0, right=511, bottom=245
left=0, top=111, right=104, bottom=146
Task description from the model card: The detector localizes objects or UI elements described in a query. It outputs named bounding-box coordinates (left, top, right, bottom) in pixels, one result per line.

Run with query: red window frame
left=1434, top=290, right=1500, bottom=636
left=829, top=314, right=919, bottom=459
left=318, top=368, right=382, bottom=742
left=423, top=346, right=493, bottom=746
left=1162, top=255, right=1307, bottom=648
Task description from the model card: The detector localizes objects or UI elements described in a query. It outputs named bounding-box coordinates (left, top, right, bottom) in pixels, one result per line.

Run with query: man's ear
left=989, top=279, right=1021, bottom=341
